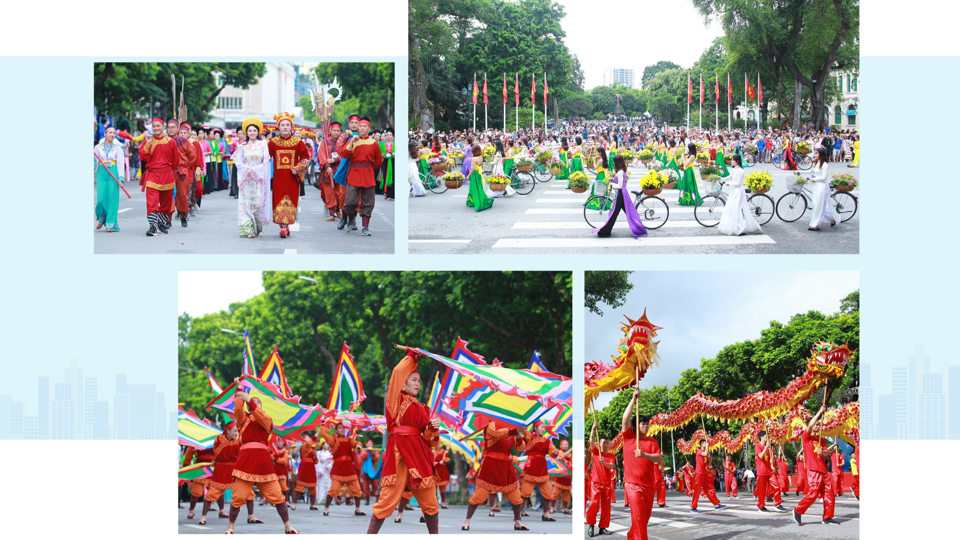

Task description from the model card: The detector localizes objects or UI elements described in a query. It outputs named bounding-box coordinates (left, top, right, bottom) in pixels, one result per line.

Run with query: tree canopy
left=584, top=271, right=635, bottom=316
left=589, top=290, right=859, bottom=471
left=178, top=271, right=572, bottom=422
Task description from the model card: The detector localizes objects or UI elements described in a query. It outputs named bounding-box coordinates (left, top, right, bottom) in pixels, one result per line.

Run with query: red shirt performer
left=792, top=405, right=838, bottom=525
left=520, top=422, right=560, bottom=520
left=267, top=112, right=310, bottom=238
left=753, top=431, right=784, bottom=512
left=619, top=389, right=663, bottom=540
left=138, top=118, right=186, bottom=235
left=291, top=433, right=318, bottom=510
left=339, top=116, right=384, bottom=236
left=585, top=419, right=616, bottom=537
left=461, top=420, right=527, bottom=531
left=319, top=421, right=365, bottom=515
left=723, top=455, right=738, bottom=498
left=690, top=439, right=725, bottom=512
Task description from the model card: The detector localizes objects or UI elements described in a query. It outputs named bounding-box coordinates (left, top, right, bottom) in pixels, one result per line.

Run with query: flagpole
left=503, top=73, right=506, bottom=135
left=543, top=73, right=547, bottom=133
left=728, top=74, right=731, bottom=132
left=484, top=73, right=488, bottom=132
left=515, top=74, right=519, bottom=133
left=699, top=74, right=702, bottom=132
left=757, top=73, right=762, bottom=130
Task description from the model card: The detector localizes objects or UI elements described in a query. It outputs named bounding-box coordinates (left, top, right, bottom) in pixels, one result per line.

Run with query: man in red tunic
left=169, top=119, right=198, bottom=228
left=690, top=439, right=726, bottom=512
left=830, top=445, right=845, bottom=497
left=291, top=433, right=318, bottom=510
left=182, top=444, right=216, bottom=519
left=315, top=121, right=347, bottom=221
left=189, top=129, right=204, bottom=212
left=268, top=113, right=310, bottom=238
left=586, top=420, right=615, bottom=537
left=368, top=351, right=440, bottom=534
left=199, top=422, right=262, bottom=525
left=680, top=460, right=695, bottom=496
left=139, top=118, right=186, bottom=236
left=340, top=117, right=384, bottom=236
left=754, top=431, right=784, bottom=512
left=723, top=454, right=738, bottom=498
left=792, top=405, right=838, bottom=525
left=520, top=421, right=559, bottom=521
left=270, top=437, right=291, bottom=505
left=461, top=420, right=527, bottom=531
left=618, top=389, right=662, bottom=540
left=319, top=421, right=365, bottom=515
left=431, top=446, right=450, bottom=508
left=777, top=448, right=791, bottom=496
left=225, top=381, right=299, bottom=534
left=654, top=461, right=666, bottom=507
left=795, top=452, right=807, bottom=495
left=553, top=440, right=573, bottom=513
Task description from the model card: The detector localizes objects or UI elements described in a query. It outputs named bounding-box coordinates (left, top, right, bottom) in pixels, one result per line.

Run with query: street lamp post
left=221, top=328, right=243, bottom=336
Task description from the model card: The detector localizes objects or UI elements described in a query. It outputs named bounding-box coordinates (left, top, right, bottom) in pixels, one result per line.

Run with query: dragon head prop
left=806, top=341, right=852, bottom=379
left=584, top=309, right=662, bottom=410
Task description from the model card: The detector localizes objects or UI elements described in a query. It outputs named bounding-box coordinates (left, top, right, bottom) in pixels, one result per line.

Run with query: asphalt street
left=178, top=497, right=573, bottom=534
left=409, top=162, right=858, bottom=255
left=93, top=180, right=395, bottom=255
left=584, top=489, right=859, bottom=540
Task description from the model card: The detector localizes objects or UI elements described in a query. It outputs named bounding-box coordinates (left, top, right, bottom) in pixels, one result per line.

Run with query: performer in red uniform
left=183, top=445, right=217, bottom=519
left=830, top=446, right=845, bottom=496
left=675, top=463, right=686, bottom=494
left=795, top=452, right=807, bottom=495
left=690, top=440, right=725, bottom=512
left=199, top=422, right=262, bottom=525
left=368, top=351, right=440, bottom=534
left=777, top=448, right=791, bottom=495
left=851, top=444, right=859, bottom=500
left=270, top=437, right=291, bottom=505
left=618, top=389, right=662, bottom=540
left=316, top=121, right=347, bottom=221
left=339, top=117, right=384, bottom=236
left=267, top=113, right=310, bottom=238
left=318, top=422, right=365, bottom=515
left=189, top=130, right=204, bottom=212
left=753, top=431, right=783, bottom=512
left=585, top=420, right=615, bottom=537
left=139, top=118, right=186, bottom=236
left=654, top=461, right=666, bottom=507
left=432, top=447, right=450, bottom=508
left=292, top=433, right=319, bottom=510
left=169, top=120, right=198, bottom=227
left=680, top=460, right=695, bottom=496
left=461, top=421, right=527, bottom=531
left=792, top=405, right=838, bottom=525
left=520, top=421, right=560, bottom=521
left=723, top=455, right=738, bottom=498
left=225, top=381, right=298, bottom=534
left=553, top=440, right=573, bottom=513
left=361, top=440, right=382, bottom=506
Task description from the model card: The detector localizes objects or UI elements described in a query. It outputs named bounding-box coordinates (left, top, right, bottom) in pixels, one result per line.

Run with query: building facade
left=207, top=62, right=306, bottom=130
left=829, top=71, right=859, bottom=131
left=603, top=68, right=635, bottom=88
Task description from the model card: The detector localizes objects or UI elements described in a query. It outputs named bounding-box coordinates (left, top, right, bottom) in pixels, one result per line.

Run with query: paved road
left=178, top=498, right=573, bottom=534
left=409, top=162, right=858, bottom=255
left=584, top=489, right=859, bottom=540
left=94, top=181, right=395, bottom=254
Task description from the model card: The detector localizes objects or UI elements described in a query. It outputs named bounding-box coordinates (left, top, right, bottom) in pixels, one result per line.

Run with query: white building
left=829, top=71, right=859, bottom=131
left=603, top=68, right=635, bottom=88
left=207, top=62, right=309, bottom=130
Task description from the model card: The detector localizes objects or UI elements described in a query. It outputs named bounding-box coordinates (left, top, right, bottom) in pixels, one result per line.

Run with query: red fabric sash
left=334, top=456, right=354, bottom=462
left=485, top=452, right=511, bottom=461
left=390, top=426, right=421, bottom=436
left=241, top=442, right=268, bottom=451
left=352, top=163, right=373, bottom=169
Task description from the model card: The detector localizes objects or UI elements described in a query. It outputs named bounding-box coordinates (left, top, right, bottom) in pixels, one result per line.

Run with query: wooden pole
left=635, top=365, right=640, bottom=449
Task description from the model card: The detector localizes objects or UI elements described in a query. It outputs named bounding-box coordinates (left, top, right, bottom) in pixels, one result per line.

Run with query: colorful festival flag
left=178, top=462, right=215, bottom=481
left=448, top=378, right=553, bottom=429
left=688, top=75, right=693, bottom=104
left=514, top=73, right=519, bottom=105
left=514, top=455, right=571, bottom=477
left=544, top=76, right=548, bottom=106
left=433, top=338, right=486, bottom=429
left=472, top=74, right=478, bottom=105
left=258, top=344, right=292, bottom=398
left=700, top=74, right=704, bottom=105
left=503, top=73, right=507, bottom=105
left=758, top=74, right=763, bottom=102
left=727, top=73, right=732, bottom=105
left=440, top=432, right=481, bottom=465
left=178, top=409, right=222, bottom=449
left=527, top=350, right=548, bottom=372
left=531, top=75, right=536, bottom=106
left=483, top=74, right=488, bottom=105
left=207, top=376, right=331, bottom=439
left=242, top=329, right=257, bottom=377
left=715, top=73, right=719, bottom=104
left=205, top=368, right=223, bottom=395
left=327, top=342, right=366, bottom=412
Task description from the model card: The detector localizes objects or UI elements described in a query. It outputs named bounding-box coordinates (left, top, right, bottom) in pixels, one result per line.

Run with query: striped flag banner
left=434, top=338, right=486, bottom=428
left=242, top=329, right=257, bottom=377
left=336, top=411, right=387, bottom=433
left=448, top=378, right=553, bottom=429
left=178, top=462, right=214, bottom=481
left=527, top=350, right=548, bottom=372
left=205, top=369, right=223, bottom=395
left=513, top=455, right=572, bottom=477
left=406, top=346, right=572, bottom=408
left=440, top=432, right=481, bottom=465
left=549, top=405, right=573, bottom=437
left=258, top=345, right=292, bottom=398
left=328, top=342, right=366, bottom=411
left=207, top=376, right=332, bottom=438
left=178, top=409, right=222, bottom=449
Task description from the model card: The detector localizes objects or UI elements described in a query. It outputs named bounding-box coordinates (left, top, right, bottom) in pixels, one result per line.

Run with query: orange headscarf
left=386, top=352, right=420, bottom=419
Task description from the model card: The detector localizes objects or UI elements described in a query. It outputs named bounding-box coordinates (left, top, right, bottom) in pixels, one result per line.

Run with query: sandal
left=219, top=512, right=229, bottom=519
left=808, top=227, right=820, bottom=231
left=394, top=516, right=403, bottom=523
left=488, top=512, right=496, bottom=517
left=542, top=516, right=556, bottom=522
left=323, top=510, right=329, bottom=516
left=96, top=221, right=103, bottom=230
left=309, top=506, right=319, bottom=511
left=198, top=518, right=206, bottom=525
left=355, top=510, right=367, bottom=516
left=247, top=518, right=264, bottom=524
left=187, top=512, right=194, bottom=519
left=514, top=523, right=530, bottom=531
left=285, top=528, right=300, bottom=534
left=461, top=526, right=470, bottom=531
left=521, top=512, right=530, bottom=517
left=441, top=504, right=449, bottom=509
left=225, top=531, right=234, bottom=535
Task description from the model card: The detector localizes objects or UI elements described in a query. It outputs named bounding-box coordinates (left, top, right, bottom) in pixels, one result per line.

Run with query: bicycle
left=582, top=186, right=669, bottom=230
left=531, top=161, right=555, bottom=183
left=420, top=169, right=448, bottom=194
left=694, top=180, right=775, bottom=227
left=506, top=167, right=536, bottom=195
left=775, top=182, right=858, bottom=223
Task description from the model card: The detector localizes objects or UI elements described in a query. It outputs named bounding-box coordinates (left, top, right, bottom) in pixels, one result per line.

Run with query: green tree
left=312, top=63, right=395, bottom=129
left=584, top=271, right=634, bottom=316
left=840, top=290, right=859, bottom=314
left=641, top=61, right=681, bottom=88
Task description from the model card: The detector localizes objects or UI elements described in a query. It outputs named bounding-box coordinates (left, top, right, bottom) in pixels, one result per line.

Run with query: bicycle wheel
left=427, top=174, right=448, bottom=194
left=743, top=153, right=757, bottom=167
left=511, top=171, right=535, bottom=195
left=775, top=192, right=807, bottom=222
left=635, top=196, right=669, bottom=230
left=832, top=192, right=858, bottom=222
left=797, top=154, right=814, bottom=171
left=534, top=164, right=553, bottom=183
left=584, top=196, right=611, bottom=229
left=694, top=195, right=725, bottom=227
left=747, top=193, right=775, bottom=225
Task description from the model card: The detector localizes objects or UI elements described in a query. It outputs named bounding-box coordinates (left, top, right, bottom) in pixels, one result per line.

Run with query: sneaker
left=690, top=508, right=699, bottom=513
left=822, top=518, right=841, bottom=525
left=349, top=219, right=357, bottom=231
left=181, top=215, right=188, bottom=227
left=146, top=225, right=158, bottom=236
left=758, top=507, right=770, bottom=513
left=361, top=227, right=371, bottom=236
left=587, top=525, right=595, bottom=537
left=775, top=505, right=786, bottom=512
left=337, top=216, right=348, bottom=230
left=157, top=222, right=169, bottom=234
left=793, top=511, right=802, bottom=526
left=598, top=528, right=613, bottom=535
left=189, top=207, right=196, bottom=217
left=715, top=504, right=726, bottom=510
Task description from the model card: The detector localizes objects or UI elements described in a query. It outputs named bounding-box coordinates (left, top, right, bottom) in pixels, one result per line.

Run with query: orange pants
left=362, top=474, right=379, bottom=497
left=559, top=488, right=571, bottom=503
left=624, top=482, right=654, bottom=540
left=370, top=450, right=439, bottom=519
left=468, top=485, right=521, bottom=506
left=190, top=480, right=207, bottom=498
left=278, top=477, right=288, bottom=493
left=520, top=479, right=556, bottom=500
left=204, top=484, right=245, bottom=502
left=327, top=477, right=362, bottom=499
left=320, top=181, right=346, bottom=214
left=231, top=478, right=285, bottom=507
left=690, top=473, right=721, bottom=509
left=295, top=485, right=316, bottom=496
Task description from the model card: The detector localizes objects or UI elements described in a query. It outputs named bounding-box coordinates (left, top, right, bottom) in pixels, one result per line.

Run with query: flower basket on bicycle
left=535, top=149, right=553, bottom=163
left=488, top=174, right=509, bottom=191
left=661, top=168, right=679, bottom=189
left=831, top=171, right=858, bottom=192
left=568, top=171, right=590, bottom=193
left=442, top=171, right=465, bottom=190
left=795, top=141, right=812, bottom=154
left=639, top=170, right=665, bottom=197
left=745, top=170, right=773, bottom=195
left=787, top=174, right=807, bottom=193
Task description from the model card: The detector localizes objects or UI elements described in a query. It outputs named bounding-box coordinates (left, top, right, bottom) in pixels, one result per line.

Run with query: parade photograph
left=93, top=62, right=396, bottom=254
left=407, top=0, right=859, bottom=254
left=177, top=270, right=573, bottom=534
left=582, top=270, right=860, bottom=540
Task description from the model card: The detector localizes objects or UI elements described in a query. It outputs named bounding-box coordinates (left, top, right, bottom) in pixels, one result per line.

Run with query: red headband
left=151, top=118, right=164, bottom=125
left=167, top=118, right=179, bottom=126
left=359, top=120, right=371, bottom=126
left=224, top=421, right=236, bottom=430
left=180, top=123, right=192, bottom=130
left=348, top=115, right=360, bottom=122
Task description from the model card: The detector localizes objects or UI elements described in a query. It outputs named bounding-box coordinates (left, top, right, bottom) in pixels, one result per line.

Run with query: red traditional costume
left=319, top=427, right=364, bottom=508
left=654, top=461, right=666, bottom=506
left=778, top=459, right=790, bottom=494
left=138, top=121, right=185, bottom=232
left=753, top=442, right=781, bottom=508
left=172, top=122, right=198, bottom=222
left=586, top=442, right=615, bottom=530
left=794, top=430, right=835, bottom=521
left=832, top=451, right=845, bottom=496
left=267, top=115, right=310, bottom=230
left=183, top=446, right=215, bottom=516
left=463, top=421, right=526, bottom=527
left=680, top=463, right=695, bottom=496
left=295, top=438, right=319, bottom=505
left=362, top=446, right=382, bottom=502
left=190, top=137, right=204, bottom=207
left=227, top=396, right=295, bottom=533
left=619, top=428, right=661, bottom=540
left=432, top=448, right=450, bottom=506
left=368, top=352, right=440, bottom=534
left=201, top=428, right=259, bottom=523
left=690, top=448, right=722, bottom=509
left=340, top=119, right=384, bottom=230
left=795, top=455, right=807, bottom=494
left=553, top=452, right=572, bottom=508
left=316, top=126, right=347, bottom=218
left=520, top=428, right=558, bottom=510
left=271, top=441, right=290, bottom=493
left=724, top=460, right=738, bottom=497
